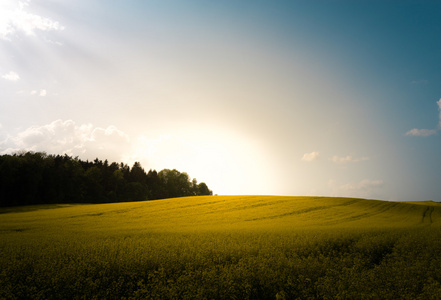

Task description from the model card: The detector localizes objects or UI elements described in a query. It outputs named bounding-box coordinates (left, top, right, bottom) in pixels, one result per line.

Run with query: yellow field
left=1, top=196, right=438, bottom=234
left=1, top=196, right=441, bottom=299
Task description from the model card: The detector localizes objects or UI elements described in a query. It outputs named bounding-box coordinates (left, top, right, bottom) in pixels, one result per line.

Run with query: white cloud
left=438, top=99, right=441, bottom=129
left=406, top=98, right=441, bottom=137
left=411, top=79, right=428, bottom=85
left=341, top=179, right=384, bottom=191
left=0, top=0, right=64, bottom=40
left=1, top=71, right=20, bottom=81
left=302, top=151, right=319, bottom=162
left=405, top=128, right=437, bottom=137
left=331, top=155, right=369, bottom=164
left=29, top=89, right=47, bottom=96
left=0, top=120, right=131, bottom=163
left=329, top=179, right=384, bottom=198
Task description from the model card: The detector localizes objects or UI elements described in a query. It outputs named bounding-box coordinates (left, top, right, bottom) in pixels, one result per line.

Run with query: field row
left=1, top=196, right=439, bottom=233
left=1, top=196, right=440, bottom=299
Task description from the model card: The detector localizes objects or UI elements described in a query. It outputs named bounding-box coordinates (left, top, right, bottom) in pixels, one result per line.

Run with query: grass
left=1, top=196, right=441, bottom=299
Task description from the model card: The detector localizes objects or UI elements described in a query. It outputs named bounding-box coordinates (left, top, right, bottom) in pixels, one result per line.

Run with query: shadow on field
left=0, top=204, right=78, bottom=214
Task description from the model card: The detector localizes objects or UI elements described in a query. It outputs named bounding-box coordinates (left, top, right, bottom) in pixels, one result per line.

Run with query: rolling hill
left=1, top=196, right=439, bottom=234
left=1, top=196, right=441, bottom=299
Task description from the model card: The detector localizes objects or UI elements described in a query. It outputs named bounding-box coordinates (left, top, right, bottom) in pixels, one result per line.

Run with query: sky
left=1, top=0, right=441, bottom=201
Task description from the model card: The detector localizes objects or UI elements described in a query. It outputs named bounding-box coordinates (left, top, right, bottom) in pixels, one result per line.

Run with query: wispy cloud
left=331, top=155, right=369, bottom=164
left=411, top=79, right=428, bottom=85
left=30, top=89, right=47, bottom=97
left=329, top=179, right=384, bottom=198
left=405, top=128, right=437, bottom=137
left=438, top=99, right=441, bottom=129
left=405, top=99, right=441, bottom=137
left=1, top=71, right=20, bottom=81
left=0, top=0, right=64, bottom=41
left=301, top=151, right=319, bottom=162
left=28, top=89, right=47, bottom=97
left=341, top=179, right=384, bottom=191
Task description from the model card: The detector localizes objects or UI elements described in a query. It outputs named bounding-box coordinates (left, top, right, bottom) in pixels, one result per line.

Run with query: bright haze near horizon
left=1, top=0, right=441, bottom=201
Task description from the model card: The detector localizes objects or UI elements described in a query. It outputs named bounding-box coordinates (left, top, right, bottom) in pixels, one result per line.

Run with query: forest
left=0, top=151, right=212, bottom=207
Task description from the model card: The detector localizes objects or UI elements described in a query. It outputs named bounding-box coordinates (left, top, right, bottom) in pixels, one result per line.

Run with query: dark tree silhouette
left=0, top=151, right=213, bottom=207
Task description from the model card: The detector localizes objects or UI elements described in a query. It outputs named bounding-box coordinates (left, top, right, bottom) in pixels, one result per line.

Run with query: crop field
left=1, top=196, right=441, bottom=299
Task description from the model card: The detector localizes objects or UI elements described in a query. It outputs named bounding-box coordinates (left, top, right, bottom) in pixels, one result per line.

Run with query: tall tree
left=0, top=152, right=214, bottom=206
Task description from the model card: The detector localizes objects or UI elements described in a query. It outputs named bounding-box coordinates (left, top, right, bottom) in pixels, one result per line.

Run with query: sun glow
left=125, top=127, right=273, bottom=195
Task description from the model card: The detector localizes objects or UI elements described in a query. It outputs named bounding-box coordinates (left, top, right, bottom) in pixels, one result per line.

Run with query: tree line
left=0, top=151, right=212, bottom=207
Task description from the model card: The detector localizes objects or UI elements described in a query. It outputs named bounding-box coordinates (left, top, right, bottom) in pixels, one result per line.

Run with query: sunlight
left=125, top=127, right=273, bottom=195
left=0, top=0, right=64, bottom=40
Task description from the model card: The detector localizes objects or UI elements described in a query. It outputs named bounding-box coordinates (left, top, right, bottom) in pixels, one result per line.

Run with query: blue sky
left=1, top=0, right=441, bottom=201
